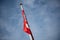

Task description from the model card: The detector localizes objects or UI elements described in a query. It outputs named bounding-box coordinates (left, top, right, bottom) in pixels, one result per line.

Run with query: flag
left=21, top=4, right=32, bottom=34
left=20, top=3, right=34, bottom=40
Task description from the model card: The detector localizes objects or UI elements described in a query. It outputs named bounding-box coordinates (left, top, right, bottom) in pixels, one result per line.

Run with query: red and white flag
left=22, top=8, right=32, bottom=34
left=20, top=3, right=34, bottom=40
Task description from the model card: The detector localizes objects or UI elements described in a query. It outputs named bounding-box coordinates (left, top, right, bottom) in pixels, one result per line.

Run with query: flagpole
left=29, top=33, right=34, bottom=40
left=20, top=2, right=34, bottom=40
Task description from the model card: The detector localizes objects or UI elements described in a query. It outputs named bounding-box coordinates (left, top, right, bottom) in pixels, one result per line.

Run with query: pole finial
left=20, top=0, right=23, bottom=5
left=20, top=2, right=23, bottom=5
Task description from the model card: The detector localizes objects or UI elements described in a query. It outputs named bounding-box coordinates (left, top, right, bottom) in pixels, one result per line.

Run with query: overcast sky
left=0, top=0, right=60, bottom=40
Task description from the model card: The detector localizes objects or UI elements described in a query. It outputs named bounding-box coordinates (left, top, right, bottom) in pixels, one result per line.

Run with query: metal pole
left=20, top=2, right=34, bottom=40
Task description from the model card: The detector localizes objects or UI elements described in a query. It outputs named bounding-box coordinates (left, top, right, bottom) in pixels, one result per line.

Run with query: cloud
left=23, top=0, right=35, bottom=8
left=0, top=18, right=23, bottom=40
left=22, top=0, right=60, bottom=40
left=0, top=0, right=60, bottom=40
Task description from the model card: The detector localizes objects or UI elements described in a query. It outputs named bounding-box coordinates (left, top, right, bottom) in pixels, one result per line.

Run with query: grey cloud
left=24, top=0, right=60, bottom=40
left=0, top=0, right=60, bottom=40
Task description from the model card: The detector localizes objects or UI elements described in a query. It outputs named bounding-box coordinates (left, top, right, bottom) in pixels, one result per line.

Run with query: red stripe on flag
left=23, top=25, right=32, bottom=34
left=23, top=18, right=32, bottom=34
left=22, top=10, right=24, bottom=17
left=22, top=9, right=32, bottom=34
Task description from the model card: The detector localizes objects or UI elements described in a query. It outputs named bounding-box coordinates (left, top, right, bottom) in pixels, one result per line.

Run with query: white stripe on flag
left=26, top=23, right=29, bottom=28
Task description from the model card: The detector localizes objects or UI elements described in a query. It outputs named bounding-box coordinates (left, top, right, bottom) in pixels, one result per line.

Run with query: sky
left=0, top=0, right=60, bottom=40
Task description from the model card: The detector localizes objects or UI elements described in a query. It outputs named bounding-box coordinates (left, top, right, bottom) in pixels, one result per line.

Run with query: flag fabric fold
left=21, top=7, right=32, bottom=34
left=20, top=3, right=34, bottom=40
left=23, top=17, right=32, bottom=34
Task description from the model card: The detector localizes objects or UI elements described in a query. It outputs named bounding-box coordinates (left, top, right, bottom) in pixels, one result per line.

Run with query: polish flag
left=20, top=3, right=34, bottom=40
